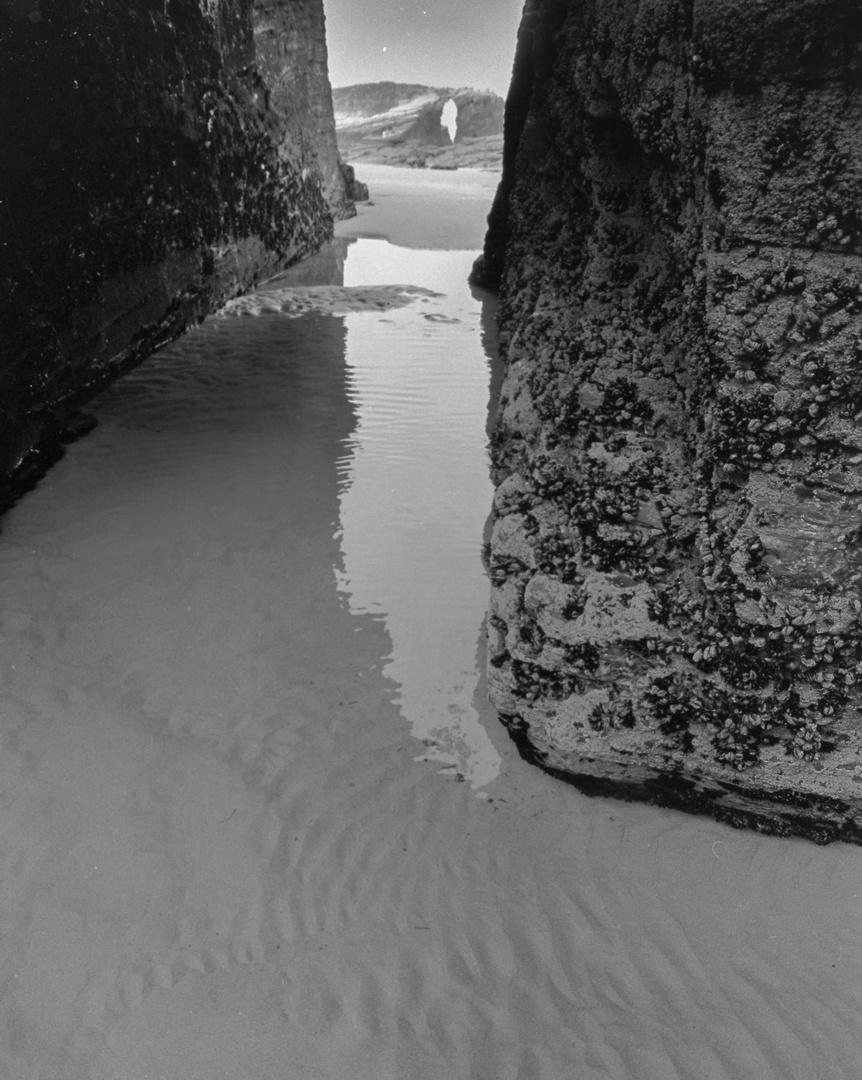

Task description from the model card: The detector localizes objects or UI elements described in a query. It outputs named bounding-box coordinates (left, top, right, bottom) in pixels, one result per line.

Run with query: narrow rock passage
left=0, top=171, right=859, bottom=1080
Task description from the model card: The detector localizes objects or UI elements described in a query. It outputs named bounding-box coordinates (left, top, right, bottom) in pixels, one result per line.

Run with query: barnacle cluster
left=533, top=527, right=582, bottom=585
left=588, top=696, right=636, bottom=733
left=511, top=659, right=581, bottom=703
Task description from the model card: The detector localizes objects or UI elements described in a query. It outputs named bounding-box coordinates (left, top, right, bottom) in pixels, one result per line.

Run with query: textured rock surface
left=338, top=162, right=370, bottom=204
left=253, top=0, right=352, bottom=219
left=334, top=82, right=504, bottom=170
left=0, top=0, right=350, bottom=510
left=480, top=0, right=862, bottom=842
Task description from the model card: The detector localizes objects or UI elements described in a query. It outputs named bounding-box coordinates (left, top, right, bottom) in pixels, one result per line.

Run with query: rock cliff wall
left=0, top=0, right=350, bottom=510
left=480, top=0, right=862, bottom=842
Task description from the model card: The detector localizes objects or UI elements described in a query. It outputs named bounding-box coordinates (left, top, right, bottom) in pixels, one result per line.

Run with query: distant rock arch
left=449, top=90, right=505, bottom=142
left=332, top=83, right=504, bottom=150
left=441, top=98, right=458, bottom=143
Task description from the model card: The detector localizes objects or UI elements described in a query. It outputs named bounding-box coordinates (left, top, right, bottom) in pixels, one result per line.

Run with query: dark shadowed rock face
left=480, top=0, right=862, bottom=842
left=253, top=0, right=352, bottom=220
left=338, top=162, right=369, bottom=204
left=0, top=0, right=349, bottom=510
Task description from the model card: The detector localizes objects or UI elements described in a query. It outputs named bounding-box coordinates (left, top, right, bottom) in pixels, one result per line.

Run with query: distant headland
left=333, top=82, right=504, bottom=171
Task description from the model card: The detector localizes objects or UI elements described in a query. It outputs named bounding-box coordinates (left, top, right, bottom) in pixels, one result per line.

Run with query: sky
left=323, top=0, right=526, bottom=99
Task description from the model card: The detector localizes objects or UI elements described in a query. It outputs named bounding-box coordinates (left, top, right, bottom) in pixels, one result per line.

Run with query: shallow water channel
left=1, top=180, right=861, bottom=1079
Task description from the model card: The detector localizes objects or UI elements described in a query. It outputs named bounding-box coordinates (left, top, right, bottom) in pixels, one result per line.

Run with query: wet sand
left=0, top=170, right=860, bottom=1079
left=336, top=163, right=499, bottom=250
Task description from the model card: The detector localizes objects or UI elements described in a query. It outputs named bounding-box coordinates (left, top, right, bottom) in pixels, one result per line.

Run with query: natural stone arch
left=441, top=98, right=458, bottom=143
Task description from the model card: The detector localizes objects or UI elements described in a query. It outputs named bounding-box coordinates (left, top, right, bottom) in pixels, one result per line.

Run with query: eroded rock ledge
left=479, top=0, right=862, bottom=842
left=0, top=0, right=352, bottom=511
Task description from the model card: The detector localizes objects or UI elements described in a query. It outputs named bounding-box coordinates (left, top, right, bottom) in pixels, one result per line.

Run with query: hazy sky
left=323, top=0, right=526, bottom=98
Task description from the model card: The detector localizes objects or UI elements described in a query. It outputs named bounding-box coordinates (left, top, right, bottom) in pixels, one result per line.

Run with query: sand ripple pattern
left=0, top=241, right=860, bottom=1079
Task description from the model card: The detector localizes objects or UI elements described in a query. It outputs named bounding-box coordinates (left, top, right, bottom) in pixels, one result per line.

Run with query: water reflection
left=2, top=230, right=861, bottom=1080
left=334, top=239, right=502, bottom=787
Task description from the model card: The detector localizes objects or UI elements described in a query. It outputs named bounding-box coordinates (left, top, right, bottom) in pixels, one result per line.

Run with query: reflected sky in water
left=334, top=239, right=502, bottom=787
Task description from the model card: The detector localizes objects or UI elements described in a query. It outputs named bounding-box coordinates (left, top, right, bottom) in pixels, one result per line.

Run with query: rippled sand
left=0, top=173, right=860, bottom=1079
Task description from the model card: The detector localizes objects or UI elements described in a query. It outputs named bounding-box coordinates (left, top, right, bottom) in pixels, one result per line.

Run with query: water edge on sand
left=0, top=171, right=859, bottom=1079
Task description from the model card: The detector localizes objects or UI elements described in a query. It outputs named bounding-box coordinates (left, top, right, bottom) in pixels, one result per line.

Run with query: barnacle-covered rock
left=481, top=0, right=862, bottom=843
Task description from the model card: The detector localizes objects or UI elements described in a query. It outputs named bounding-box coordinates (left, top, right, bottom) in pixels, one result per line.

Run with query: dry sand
left=0, top=169, right=860, bottom=1080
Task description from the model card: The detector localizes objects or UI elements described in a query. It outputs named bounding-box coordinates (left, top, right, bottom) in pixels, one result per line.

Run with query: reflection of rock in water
left=262, top=238, right=352, bottom=289
left=334, top=241, right=502, bottom=788
left=471, top=280, right=503, bottom=443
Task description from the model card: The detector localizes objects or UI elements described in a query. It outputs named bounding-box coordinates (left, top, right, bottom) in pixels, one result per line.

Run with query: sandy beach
left=0, top=168, right=860, bottom=1079
left=336, top=163, right=499, bottom=251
